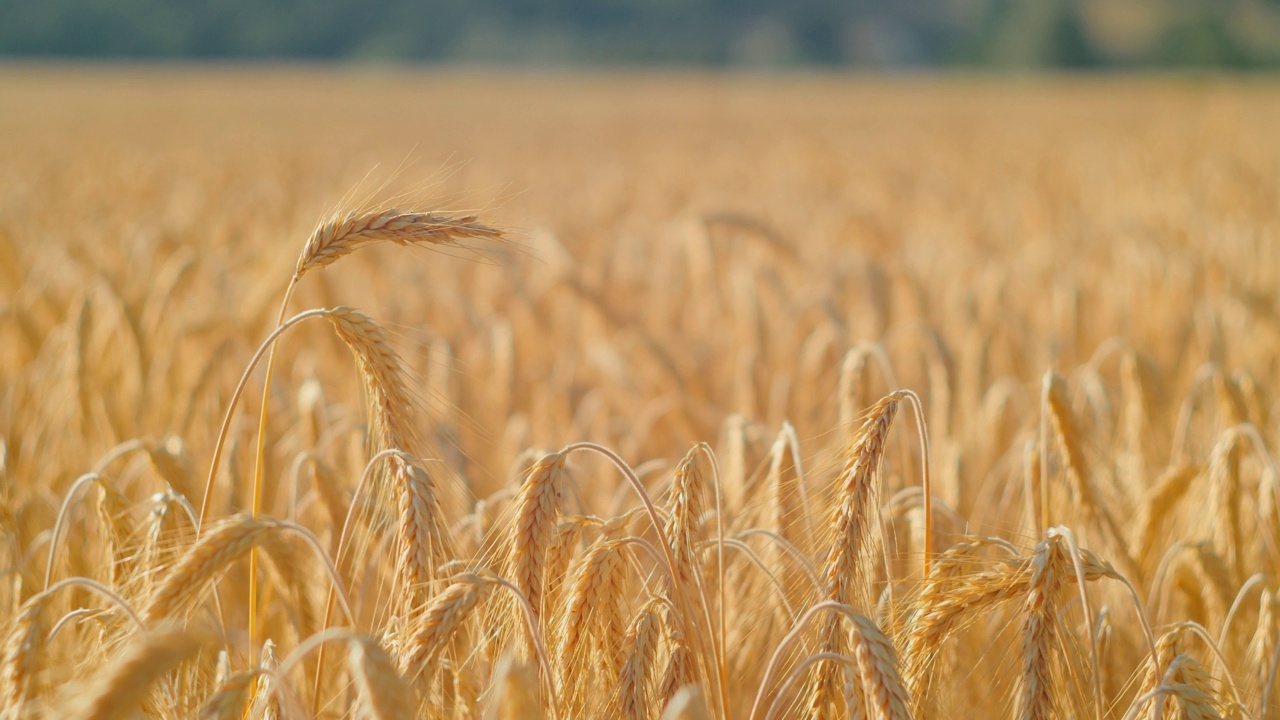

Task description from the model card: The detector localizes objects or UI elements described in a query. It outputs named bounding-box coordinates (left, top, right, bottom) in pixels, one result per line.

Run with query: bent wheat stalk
left=247, top=209, right=501, bottom=648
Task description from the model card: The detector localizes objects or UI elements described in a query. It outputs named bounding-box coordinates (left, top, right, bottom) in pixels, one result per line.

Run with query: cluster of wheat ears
left=2, top=74, right=1279, bottom=720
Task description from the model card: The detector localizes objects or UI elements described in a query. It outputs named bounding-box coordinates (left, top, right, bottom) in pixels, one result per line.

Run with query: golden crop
left=1, top=67, right=1279, bottom=719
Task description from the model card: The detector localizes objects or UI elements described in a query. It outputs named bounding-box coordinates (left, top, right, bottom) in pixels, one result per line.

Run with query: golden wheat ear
left=296, top=209, right=504, bottom=278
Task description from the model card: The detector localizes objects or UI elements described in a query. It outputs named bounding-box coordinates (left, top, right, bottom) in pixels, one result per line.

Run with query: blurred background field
left=4, top=12, right=1280, bottom=718
left=5, top=68, right=1279, bottom=483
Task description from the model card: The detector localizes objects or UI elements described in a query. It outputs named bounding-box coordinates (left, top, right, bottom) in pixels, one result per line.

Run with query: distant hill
left=2, top=0, right=1278, bottom=67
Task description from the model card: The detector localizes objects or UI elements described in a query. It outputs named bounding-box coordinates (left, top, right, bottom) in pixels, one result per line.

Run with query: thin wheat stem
left=749, top=600, right=855, bottom=720
left=44, top=472, right=101, bottom=590
left=198, top=307, right=331, bottom=531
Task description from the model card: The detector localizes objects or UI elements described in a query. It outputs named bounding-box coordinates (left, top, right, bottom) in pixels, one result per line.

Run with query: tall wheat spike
left=809, top=394, right=900, bottom=718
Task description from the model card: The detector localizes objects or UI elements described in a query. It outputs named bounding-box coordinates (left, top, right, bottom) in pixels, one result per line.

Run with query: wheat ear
left=141, top=513, right=274, bottom=623
left=556, top=536, right=628, bottom=706
left=507, top=452, right=567, bottom=631
left=809, top=394, right=900, bottom=717
left=328, top=308, right=455, bottom=610
left=400, top=573, right=493, bottom=678
left=1043, top=372, right=1129, bottom=564
left=849, top=613, right=912, bottom=720
left=296, top=209, right=503, bottom=278
left=610, top=598, right=664, bottom=720
left=1016, top=535, right=1068, bottom=720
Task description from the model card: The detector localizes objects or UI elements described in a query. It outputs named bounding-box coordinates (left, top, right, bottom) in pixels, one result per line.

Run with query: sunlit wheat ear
left=900, top=538, right=990, bottom=698
left=141, top=514, right=274, bottom=623
left=295, top=209, right=504, bottom=278
left=393, top=455, right=453, bottom=617
left=214, top=650, right=230, bottom=686
left=556, top=537, right=627, bottom=704
left=1206, top=430, right=1244, bottom=579
left=809, top=393, right=901, bottom=718
left=1118, top=350, right=1148, bottom=500
left=2, top=579, right=142, bottom=720
left=1016, top=535, right=1068, bottom=720
left=1135, top=627, right=1186, bottom=710
left=720, top=414, right=748, bottom=512
left=1132, top=652, right=1222, bottom=720
left=307, top=459, right=347, bottom=551
left=136, top=491, right=194, bottom=591
left=400, top=573, right=493, bottom=679
left=1247, top=589, right=1279, bottom=713
left=507, top=452, right=567, bottom=630
left=65, top=628, right=202, bottom=720
left=666, top=446, right=707, bottom=600
left=327, top=308, right=454, bottom=609
left=144, top=434, right=198, bottom=501
left=1212, top=369, right=1248, bottom=428
left=260, top=523, right=319, bottom=639
left=1181, top=542, right=1234, bottom=631
left=1234, top=370, right=1269, bottom=428
left=297, top=375, right=326, bottom=448
left=325, top=307, right=421, bottom=456
left=848, top=614, right=912, bottom=720
left=543, top=518, right=590, bottom=620
left=904, top=540, right=1119, bottom=698
left=1042, top=372, right=1130, bottom=566
left=608, top=598, right=664, bottom=720
left=837, top=347, right=870, bottom=432
left=659, top=628, right=697, bottom=708
left=349, top=636, right=416, bottom=720
left=821, top=393, right=901, bottom=607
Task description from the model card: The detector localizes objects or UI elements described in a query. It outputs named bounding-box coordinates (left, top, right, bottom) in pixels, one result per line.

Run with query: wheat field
left=2, top=67, right=1280, bottom=719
